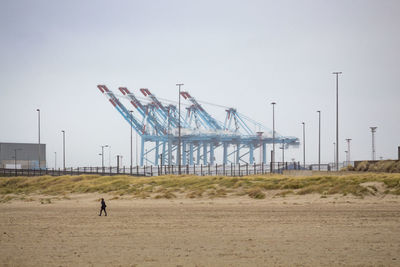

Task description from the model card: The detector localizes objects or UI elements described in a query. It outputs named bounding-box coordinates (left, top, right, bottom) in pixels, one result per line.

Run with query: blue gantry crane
left=97, top=85, right=299, bottom=166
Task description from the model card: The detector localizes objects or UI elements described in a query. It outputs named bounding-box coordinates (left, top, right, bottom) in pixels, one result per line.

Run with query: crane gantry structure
left=97, top=85, right=300, bottom=167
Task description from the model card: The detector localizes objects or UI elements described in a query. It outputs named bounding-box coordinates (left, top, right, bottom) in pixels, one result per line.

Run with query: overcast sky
left=1, top=0, right=399, bottom=168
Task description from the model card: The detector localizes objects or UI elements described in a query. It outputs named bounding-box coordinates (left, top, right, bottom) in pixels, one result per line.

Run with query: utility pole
left=332, top=72, right=342, bottom=171
left=36, top=109, right=40, bottom=169
left=54, top=151, right=57, bottom=170
left=302, top=122, right=305, bottom=169
left=345, top=138, right=352, bottom=166
left=317, top=111, right=321, bottom=171
left=370, top=127, right=377, bottom=160
left=62, top=130, right=65, bottom=170
left=176, top=83, right=184, bottom=174
left=333, top=142, right=336, bottom=169
left=271, top=102, right=276, bottom=170
left=130, top=110, right=133, bottom=170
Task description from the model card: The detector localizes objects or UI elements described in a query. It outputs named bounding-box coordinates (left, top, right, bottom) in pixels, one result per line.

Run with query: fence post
left=215, top=164, right=218, bottom=175
left=239, top=164, right=241, bottom=176
left=223, top=163, right=225, bottom=176
left=201, top=164, right=203, bottom=176
left=208, top=164, right=210, bottom=175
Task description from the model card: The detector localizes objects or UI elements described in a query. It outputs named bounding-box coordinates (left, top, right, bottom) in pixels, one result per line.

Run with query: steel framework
left=97, top=85, right=299, bottom=166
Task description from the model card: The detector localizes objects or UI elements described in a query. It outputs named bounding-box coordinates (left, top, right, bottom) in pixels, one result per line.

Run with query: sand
left=1, top=194, right=400, bottom=266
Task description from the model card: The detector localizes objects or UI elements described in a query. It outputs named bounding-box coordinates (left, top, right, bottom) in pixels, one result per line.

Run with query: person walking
left=99, top=198, right=107, bottom=216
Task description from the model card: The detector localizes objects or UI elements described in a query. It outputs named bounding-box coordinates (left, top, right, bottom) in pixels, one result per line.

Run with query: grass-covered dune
left=349, top=160, right=400, bottom=173
left=1, top=173, right=400, bottom=202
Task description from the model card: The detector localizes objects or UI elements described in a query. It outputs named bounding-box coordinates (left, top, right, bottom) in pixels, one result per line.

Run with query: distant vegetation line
left=1, top=173, right=400, bottom=203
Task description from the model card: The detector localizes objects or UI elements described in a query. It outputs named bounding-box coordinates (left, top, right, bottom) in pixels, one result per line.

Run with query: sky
left=1, top=0, right=399, bottom=168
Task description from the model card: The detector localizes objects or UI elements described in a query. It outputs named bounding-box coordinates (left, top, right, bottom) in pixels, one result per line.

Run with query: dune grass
left=345, top=160, right=400, bottom=173
left=0, top=172, right=400, bottom=202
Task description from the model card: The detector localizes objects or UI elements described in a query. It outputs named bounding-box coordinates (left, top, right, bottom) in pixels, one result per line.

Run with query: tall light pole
left=130, top=110, right=133, bottom=170
left=333, top=142, right=336, bottom=169
left=271, top=102, right=276, bottom=168
left=317, top=111, right=321, bottom=171
left=332, top=72, right=342, bottom=171
left=345, top=138, right=352, bottom=166
left=101, top=145, right=108, bottom=168
left=54, top=152, right=57, bottom=169
left=370, top=127, right=377, bottom=160
left=302, top=122, right=305, bottom=168
left=36, top=109, right=40, bottom=169
left=61, top=130, right=65, bottom=170
left=176, top=83, right=184, bottom=174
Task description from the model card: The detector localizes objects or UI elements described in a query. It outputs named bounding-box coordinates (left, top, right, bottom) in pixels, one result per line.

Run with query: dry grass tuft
left=247, top=188, right=266, bottom=199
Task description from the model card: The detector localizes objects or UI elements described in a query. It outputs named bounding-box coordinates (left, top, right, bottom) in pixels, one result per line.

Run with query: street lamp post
left=36, top=109, right=40, bottom=169
left=332, top=72, right=342, bottom=171
left=302, top=122, right=305, bottom=169
left=176, top=83, right=184, bottom=174
left=370, top=127, right=377, bottom=160
left=61, top=130, right=65, bottom=170
left=54, top=152, right=57, bottom=170
left=333, top=142, right=336, bottom=169
left=130, top=110, right=133, bottom=171
left=271, top=102, right=276, bottom=170
left=317, top=111, right=321, bottom=171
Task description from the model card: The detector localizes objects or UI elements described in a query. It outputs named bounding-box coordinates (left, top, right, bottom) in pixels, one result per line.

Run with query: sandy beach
left=1, top=194, right=399, bottom=266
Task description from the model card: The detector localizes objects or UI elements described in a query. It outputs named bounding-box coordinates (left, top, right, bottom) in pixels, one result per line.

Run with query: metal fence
left=0, top=161, right=351, bottom=177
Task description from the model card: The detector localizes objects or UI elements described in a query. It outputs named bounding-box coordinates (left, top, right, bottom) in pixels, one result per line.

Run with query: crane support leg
left=203, top=142, right=208, bottom=165
left=140, top=138, right=145, bottom=166
left=155, top=141, right=160, bottom=166
left=210, top=143, right=215, bottom=165
left=182, top=142, right=187, bottom=166
left=236, top=145, right=240, bottom=164
left=197, top=144, right=201, bottom=165
left=161, top=141, right=166, bottom=165
left=249, top=144, right=254, bottom=164
left=189, top=143, right=194, bottom=165
left=223, top=143, right=228, bottom=165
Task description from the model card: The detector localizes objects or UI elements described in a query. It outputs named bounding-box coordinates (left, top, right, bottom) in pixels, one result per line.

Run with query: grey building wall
left=0, top=142, right=46, bottom=169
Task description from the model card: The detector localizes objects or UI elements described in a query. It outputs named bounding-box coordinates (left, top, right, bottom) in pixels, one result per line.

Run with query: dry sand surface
left=1, top=194, right=400, bottom=266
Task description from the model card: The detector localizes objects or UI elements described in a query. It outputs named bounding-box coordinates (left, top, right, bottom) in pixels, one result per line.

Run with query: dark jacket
left=101, top=199, right=107, bottom=209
